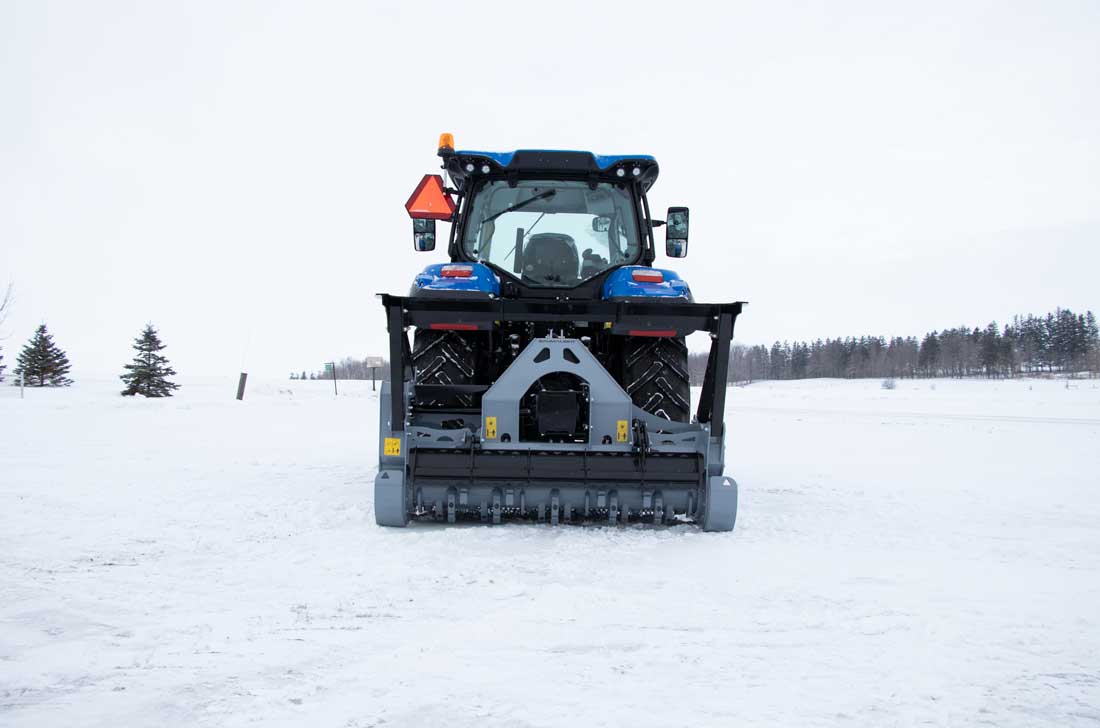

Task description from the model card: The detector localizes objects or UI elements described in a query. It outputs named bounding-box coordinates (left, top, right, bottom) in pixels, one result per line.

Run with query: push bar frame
left=379, top=294, right=744, bottom=433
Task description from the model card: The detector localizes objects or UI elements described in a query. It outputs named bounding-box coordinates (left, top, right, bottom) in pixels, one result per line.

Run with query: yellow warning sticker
left=616, top=420, right=629, bottom=443
left=383, top=437, right=401, bottom=456
left=485, top=416, right=498, bottom=439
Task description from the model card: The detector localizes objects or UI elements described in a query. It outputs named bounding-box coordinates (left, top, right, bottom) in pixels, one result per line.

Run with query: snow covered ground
left=2, top=376, right=1099, bottom=727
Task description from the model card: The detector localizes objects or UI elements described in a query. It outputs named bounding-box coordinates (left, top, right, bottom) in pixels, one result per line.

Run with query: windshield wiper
left=480, top=189, right=556, bottom=226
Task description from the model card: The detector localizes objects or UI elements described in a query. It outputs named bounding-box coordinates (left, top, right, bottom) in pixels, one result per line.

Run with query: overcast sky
left=2, top=0, right=1098, bottom=378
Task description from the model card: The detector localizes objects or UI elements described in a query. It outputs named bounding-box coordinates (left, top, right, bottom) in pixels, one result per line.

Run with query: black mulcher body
left=375, top=134, right=744, bottom=530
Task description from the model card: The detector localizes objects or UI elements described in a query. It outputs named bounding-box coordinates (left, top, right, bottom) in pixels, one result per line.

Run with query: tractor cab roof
left=444, top=148, right=659, bottom=193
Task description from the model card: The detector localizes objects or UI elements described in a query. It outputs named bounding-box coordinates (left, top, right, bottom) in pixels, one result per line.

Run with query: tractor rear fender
left=411, top=262, right=499, bottom=297
left=601, top=265, right=692, bottom=301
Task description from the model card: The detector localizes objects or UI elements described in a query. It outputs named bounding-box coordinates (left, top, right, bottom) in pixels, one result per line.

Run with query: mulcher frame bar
left=380, top=293, right=743, bottom=434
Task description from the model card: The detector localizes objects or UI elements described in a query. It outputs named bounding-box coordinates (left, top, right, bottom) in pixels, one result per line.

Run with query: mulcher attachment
left=374, top=295, right=743, bottom=531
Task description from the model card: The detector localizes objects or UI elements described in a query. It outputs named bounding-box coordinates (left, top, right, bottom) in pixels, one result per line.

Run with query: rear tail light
left=631, top=270, right=664, bottom=283
left=440, top=265, right=474, bottom=278
left=629, top=329, right=677, bottom=337
left=429, top=323, right=478, bottom=331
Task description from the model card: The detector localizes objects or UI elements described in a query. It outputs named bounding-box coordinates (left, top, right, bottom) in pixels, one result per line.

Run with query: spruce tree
left=120, top=324, right=179, bottom=397
left=13, top=324, right=73, bottom=386
left=918, top=332, right=940, bottom=377
left=979, top=322, right=1001, bottom=377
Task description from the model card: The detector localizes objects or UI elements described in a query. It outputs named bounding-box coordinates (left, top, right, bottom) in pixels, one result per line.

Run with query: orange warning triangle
left=405, top=174, right=456, bottom=220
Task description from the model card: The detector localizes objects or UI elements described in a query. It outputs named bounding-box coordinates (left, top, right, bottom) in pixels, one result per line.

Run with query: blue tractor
left=375, top=134, right=744, bottom=530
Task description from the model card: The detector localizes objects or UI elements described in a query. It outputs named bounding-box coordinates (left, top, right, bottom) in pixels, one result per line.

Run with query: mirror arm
left=651, top=220, right=666, bottom=227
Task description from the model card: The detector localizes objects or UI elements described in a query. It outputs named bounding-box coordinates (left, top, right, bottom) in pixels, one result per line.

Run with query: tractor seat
left=523, top=233, right=580, bottom=284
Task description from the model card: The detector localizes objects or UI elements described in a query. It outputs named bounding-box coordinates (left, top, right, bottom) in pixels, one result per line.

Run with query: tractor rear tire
left=623, top=336, right=691, bottom=422
left=411, top=329, right=482, bottom=408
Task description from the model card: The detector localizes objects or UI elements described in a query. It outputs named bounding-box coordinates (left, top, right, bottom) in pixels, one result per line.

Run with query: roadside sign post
left=365, top=356, right=385, bottom=392
left=325, top=362, right=337, bottom=396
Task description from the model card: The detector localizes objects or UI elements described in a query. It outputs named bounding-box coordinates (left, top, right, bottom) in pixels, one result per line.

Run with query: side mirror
left=592, top=216, right=611, bottom=233
left=412, top=218, right=436, bottom=252
left=665, top=206, right=689, bottom=257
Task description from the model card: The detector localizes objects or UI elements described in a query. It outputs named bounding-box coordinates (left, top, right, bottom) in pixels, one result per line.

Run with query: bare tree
left=0, top=281, right=12, bottom=329
left=0, top=281, right=11, bottom=380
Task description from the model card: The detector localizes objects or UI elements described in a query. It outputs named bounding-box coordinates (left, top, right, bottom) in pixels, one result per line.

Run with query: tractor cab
left=404, top=135, right=689, bottom=295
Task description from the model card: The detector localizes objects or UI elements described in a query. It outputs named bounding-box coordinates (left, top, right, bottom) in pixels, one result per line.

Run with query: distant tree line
left=300, top=307, right=1098, bottom=386
left=292, top=357, right=391, bottom=381
left=688, top=307, right=1100, bottom=384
